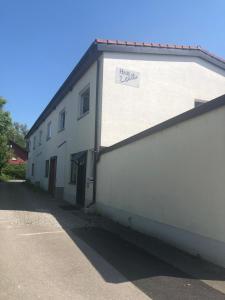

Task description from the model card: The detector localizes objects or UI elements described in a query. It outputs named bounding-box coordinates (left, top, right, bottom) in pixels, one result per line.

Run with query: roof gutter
left=25, top=41, right=100, bottom=139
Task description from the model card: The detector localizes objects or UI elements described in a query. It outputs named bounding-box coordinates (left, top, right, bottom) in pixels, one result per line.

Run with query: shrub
left=0, top=173, right=11, bottom=182
left=2, top=163, right=26, bottom=179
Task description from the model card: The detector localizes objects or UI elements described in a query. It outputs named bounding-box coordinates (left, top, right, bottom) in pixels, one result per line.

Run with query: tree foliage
left=0, top=96, right=29, bottom=174
left=0, top=97, right=13, bottom=173
left=11, top=122, right=29, bottom=148
left=2, top=163, right=26, bottom=179
left=0, top=97, right=6, bottom=109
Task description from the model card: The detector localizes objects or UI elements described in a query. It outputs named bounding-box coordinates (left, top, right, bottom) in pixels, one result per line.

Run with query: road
left=0, top=181, right=224, bottom=300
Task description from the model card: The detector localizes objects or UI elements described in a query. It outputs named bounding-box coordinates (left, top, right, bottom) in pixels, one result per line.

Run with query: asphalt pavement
left=0, top=181, right=224, bottom=300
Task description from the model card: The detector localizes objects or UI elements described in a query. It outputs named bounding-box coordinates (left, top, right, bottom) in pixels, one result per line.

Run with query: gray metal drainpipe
left=87, top=57, right=100, bottom=208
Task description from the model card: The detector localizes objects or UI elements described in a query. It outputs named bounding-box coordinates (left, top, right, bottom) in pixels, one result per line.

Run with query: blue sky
left=1, top=0, right=225, bottom=128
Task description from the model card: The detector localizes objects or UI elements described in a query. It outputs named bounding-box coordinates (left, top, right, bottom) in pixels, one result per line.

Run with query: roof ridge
left=95, top=38, right=225, bottom=64
left=95, top=38, right=201, bottom=50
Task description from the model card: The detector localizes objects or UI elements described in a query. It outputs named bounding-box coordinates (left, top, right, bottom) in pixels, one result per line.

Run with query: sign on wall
left=115, top=68, right=140, bottom=88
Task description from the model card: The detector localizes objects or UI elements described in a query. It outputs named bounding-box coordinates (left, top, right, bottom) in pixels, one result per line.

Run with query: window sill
left=77, top=111, right=89, bottom=121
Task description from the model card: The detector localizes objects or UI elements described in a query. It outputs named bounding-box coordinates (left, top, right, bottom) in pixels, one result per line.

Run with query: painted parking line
left=0, top=220, right=11, bottom=223
left=18, top=230, right=64, bottom=236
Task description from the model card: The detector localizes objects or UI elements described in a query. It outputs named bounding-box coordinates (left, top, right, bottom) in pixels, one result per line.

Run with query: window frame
left=39, top=130, right=42, bottom=146
left=78, top=86, right=90, bottom=119
left=46, top=121, right=52, bottom=140
left=70, top=154, right=78, bottom=184
left=58, top=109, right=66, bottom=132
left=45, top=160, right=49, bottom=178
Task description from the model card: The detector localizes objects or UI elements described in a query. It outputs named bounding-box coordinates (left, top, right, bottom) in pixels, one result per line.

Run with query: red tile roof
left=95, top=38, right=225, bottom=64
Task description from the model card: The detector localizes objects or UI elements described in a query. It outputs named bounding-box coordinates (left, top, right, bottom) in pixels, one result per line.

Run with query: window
left=31, top=163, right=35, bottom=176
left=70, top=154, right=78, bottom=184
left=33, top=136, right=36, bottom=150
left=46, top=122, right=52, bottom=140
left=39, top=130, right=42, bottom=145
left=45, top=160, right=49, bottom=177
left=195, top=100, right=207, bottom=108
left=79, top=87, right=90, bottom=118
left=58, top=109, right=66, bottom=131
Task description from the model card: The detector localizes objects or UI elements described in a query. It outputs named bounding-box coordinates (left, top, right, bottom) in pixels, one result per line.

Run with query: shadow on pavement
left=0, top=181, right=225, bottom=300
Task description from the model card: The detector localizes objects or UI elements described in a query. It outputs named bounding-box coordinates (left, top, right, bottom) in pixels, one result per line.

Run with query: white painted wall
left=97, top=105, right=225, bottom=267
left=27, top=60, right=101, bottom=204
left=27, top=49, right=225, bottom=208
left=100, top=52, right=225, bottom=146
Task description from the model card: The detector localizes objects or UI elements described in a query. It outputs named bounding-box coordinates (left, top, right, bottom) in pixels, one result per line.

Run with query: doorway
left=48, top=156, right=57, bottom=195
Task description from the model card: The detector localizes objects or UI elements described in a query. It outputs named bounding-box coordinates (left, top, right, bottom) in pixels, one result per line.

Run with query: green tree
left=0, top=97, right=13, bottom=173
left=0, top=97, right=6, bottom=109
left=11, top=122, right=29, bottom=148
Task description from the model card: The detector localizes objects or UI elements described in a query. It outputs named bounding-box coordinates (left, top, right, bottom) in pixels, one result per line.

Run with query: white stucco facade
left=101, top=52, right=225, bottom=146
left=96, top=103, right=225, bottom=267
left=27, top=60, right=101, bottom=204
left=26, top=41, right=225, bottom=208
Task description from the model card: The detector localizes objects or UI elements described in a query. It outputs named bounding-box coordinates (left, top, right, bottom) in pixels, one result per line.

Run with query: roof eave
left=97, top=43, right=225, bottom=71
left=26, top=41, right=101, bottom=138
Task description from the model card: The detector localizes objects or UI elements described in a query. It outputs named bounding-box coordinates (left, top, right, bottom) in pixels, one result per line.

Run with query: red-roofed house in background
left=8, top=140, right=28, bottom=165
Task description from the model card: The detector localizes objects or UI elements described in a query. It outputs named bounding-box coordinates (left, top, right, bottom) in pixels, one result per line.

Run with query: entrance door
left=76, top=153, right=87, bottom=207
left=48, top=156, right=57, bottom=195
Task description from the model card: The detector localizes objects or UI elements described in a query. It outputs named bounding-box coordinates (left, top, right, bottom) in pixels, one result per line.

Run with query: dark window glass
left=80, top=88, right=90, bottom=116
left=39, top=130, right=42, bottom=145
left=46, top=122, right=52, bottom=140
left=59, top=110, right=66, bottom=131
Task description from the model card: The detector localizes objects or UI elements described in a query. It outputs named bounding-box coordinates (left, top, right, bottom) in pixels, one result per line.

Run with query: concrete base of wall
left=97, top=203, right=225, bottom=268
left=55, top=187, right=64, bottom=200
left=63, top=192, right=76, bottom=205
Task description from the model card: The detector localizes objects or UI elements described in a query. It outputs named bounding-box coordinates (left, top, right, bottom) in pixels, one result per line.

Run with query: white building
left=26, top=39, right=225, bottom=208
